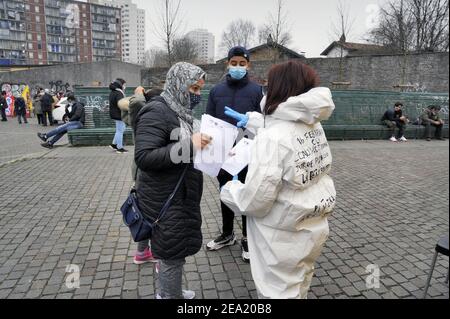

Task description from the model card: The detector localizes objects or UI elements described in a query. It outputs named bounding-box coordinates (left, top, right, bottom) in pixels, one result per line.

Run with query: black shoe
left=37, top=133, right=47, bottom=142
left=206, top=233, right=236, bottom=251
left=426, top=138, right=432, bottom=141
left=41, top=142, right=53, bottom=149
left=1, top=119, right=7, bottom=122
left=241, top=238, right=250, bottom=263
left=116, top=148, right=128, bottom=154
left=110, top=144, right=118, bottom=150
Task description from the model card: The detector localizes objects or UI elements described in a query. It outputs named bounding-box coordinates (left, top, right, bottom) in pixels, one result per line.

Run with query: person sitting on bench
left=37, top=94, right=85, bottom=149
left=381, top=102, right=409, bottom=142
left=421, top=105, right=445, bottom=141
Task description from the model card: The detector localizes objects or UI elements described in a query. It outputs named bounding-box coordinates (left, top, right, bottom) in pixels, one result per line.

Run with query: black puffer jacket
left=109, top=82, right=125, bottom=120
left=134, top=97, right=203, bottom=261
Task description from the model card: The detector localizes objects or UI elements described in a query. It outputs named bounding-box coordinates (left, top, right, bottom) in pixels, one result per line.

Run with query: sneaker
left=133, top=247, right=158, bottom=265
left=116, top=148, right=128, bottom=154
left=389, top=136, right=398, bottom=142
left=241, top=238, right=250, bottom=263
left=206, top=233, right=236, bottom=251
left=41, top=142, right=53, bottom=149
left=109, top=144, right=118, bottom=150
left=37, top=133, right=47, bottom=142
left=399, top=136, right=408, bottom=142
left=156, top=290, right=196, bottom=300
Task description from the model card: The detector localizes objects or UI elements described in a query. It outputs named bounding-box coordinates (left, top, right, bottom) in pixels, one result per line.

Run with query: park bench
left=68, top=87, right=448, bottom=146
left=321, top=90, right=449, bottom=140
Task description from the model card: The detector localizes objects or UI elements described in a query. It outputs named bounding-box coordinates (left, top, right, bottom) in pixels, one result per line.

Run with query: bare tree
left=258, top=0, right=293, bottom=63
left=172, top=36, right=199, bottom=64
left=329, top=0, right=356, bottom=83
left=369, top=0, right=449, bottom=52
left=151, top=0, right=184, bottom=66
left=220, top=19, right=256, bottom=53
left=144, top=49, right=170, bottom=68
left=259, top=0, right=292, bottom=46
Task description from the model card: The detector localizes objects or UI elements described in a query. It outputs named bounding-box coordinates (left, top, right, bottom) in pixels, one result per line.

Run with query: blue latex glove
left=224, top=106, right=249, bottom=128
left=232, top=175, right=239, bottom=181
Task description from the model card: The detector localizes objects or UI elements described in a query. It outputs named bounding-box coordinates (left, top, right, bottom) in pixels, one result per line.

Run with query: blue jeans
left=46, top=121, right=83, bottom=145
left=113, top=120, right=126, bottom=149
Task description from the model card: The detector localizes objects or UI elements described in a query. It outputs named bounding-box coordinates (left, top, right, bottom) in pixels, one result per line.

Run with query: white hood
left=264, top=87, right=335, bottom=125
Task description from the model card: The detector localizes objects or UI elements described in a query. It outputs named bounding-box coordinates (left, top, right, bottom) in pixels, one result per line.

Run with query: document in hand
left=221, top=138, right=254, bottom=176
left=194, top=114, right=239, bottom=177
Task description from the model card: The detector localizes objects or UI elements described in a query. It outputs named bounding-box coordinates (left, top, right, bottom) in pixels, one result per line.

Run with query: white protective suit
left=221, top=87, right=337, bottom=299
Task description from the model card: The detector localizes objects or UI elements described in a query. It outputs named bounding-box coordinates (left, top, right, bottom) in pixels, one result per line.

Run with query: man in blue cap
left=206, top=46, right=263, bottom=263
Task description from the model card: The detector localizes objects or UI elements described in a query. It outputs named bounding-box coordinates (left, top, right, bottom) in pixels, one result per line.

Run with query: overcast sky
left=134, top=0, right=389, bottom=59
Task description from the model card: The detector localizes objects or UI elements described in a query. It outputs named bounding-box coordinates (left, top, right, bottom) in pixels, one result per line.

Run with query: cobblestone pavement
left=0, top=121, right=448, bottom=299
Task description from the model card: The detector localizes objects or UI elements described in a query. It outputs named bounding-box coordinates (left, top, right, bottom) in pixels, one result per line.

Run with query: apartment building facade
left=186, top=29, right=215, bottom=64
left=92, top=0, right=145, bottom=65
left=0, top=0, right=122, bottom=65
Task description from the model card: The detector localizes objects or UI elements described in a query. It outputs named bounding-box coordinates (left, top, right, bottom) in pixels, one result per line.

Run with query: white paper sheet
left=194, top=114, right=239, bottom=177
left=221, top=138, right=254, bottom=176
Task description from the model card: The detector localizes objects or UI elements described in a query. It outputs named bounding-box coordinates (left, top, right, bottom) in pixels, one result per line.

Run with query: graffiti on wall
left=1, top=81, right=73, bottom=116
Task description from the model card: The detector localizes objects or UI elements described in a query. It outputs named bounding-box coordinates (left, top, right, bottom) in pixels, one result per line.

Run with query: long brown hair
left=264, top=60, right=319, bottom=115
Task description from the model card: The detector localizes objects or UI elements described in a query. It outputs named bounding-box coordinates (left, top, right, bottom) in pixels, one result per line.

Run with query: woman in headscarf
left=134, top=62, right=211, bottom=299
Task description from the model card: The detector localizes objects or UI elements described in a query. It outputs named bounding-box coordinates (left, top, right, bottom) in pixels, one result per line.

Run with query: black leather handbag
left=121, top=165, right=188, bottom=242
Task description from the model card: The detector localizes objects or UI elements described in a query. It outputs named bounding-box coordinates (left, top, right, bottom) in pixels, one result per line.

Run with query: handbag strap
left=154, top=164, right=189, bottom=225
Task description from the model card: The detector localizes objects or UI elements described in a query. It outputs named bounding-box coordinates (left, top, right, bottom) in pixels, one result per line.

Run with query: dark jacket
left=421, top=109, right=442, bottom=125
left=134, top=97, right=203, bottom=261
left=40, top=93, right=53, bottom=112
left=207, top=74, right=263, bottom=125
left=381, top=108, right=402, bottom=123
left=14, top=97, right=26, bottom=115
left=109, top=82, right=125, bottom=120
left=66, top=101, right=85, bottom=124
left=0, top=96, right=7, bottom=110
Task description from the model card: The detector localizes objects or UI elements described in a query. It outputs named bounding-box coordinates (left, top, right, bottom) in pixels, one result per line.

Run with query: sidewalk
left=0, top=122, right=448, bottom=299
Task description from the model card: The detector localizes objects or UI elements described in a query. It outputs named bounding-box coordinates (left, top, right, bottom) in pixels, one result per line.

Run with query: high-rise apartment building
left=91, top=0, right=145, bottom=65
left=0, top=0, right=122, bottom=65
left=186, top=29, right=215, bottom=64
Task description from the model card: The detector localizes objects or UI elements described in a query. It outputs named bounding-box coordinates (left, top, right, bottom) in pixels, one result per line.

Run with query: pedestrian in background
left=14, top=95, right=28, bottom=124
left=0, top=91, right=7, bottom=122
left=33, top=89, right=44, bottom=125
left=41, top=89, right=54, bottom=127
left=109, top=78, right=128, bottom=154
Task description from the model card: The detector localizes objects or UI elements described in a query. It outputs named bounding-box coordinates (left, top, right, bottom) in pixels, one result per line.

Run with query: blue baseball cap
left=228, top=46, right=250, bottom=61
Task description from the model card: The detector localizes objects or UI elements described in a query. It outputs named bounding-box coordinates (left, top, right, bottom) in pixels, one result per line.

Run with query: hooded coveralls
left=221, top=87, right=336, bottom=299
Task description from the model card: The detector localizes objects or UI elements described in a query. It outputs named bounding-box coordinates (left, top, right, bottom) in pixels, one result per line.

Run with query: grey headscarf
left=160, top=62, right=206, bottom=139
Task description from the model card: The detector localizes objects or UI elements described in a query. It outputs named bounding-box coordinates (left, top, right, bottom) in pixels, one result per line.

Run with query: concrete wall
left=0, top=61, right=144, bottom=96
left=141, top=52, right=449, bottom=93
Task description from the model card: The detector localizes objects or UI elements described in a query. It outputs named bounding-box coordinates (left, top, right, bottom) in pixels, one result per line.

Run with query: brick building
left=0, top=0, right=122, bottom=65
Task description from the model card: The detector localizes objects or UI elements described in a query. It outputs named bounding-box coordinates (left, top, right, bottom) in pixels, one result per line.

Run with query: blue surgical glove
left=232, top=175, right=239, bottom=181
left=224, top=106, right=249, bottom=128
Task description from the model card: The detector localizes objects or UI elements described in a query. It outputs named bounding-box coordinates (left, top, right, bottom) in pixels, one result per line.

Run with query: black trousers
left=42, top=111, right=53, bottom=126
left=17, top=113, right=27, bottom=123
left=423, top=122, right=443, bottom=139
left=217, top=168, right=248, bottom=238
left=1, top=108, right=6, bottom=121
left=37, top=114, right=44, bottom=125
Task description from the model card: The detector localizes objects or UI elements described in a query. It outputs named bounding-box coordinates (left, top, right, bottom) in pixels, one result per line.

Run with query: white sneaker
left=206, top=233, right=236, bottom=251
left=399, top=136, right=408, bottom=142
left=389, top=136, right=398, bottom=142
left=156, top=290, right=196, bottom=299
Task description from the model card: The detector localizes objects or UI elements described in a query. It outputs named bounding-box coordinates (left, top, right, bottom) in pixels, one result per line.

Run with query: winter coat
left=421, top=109, right=442, bottom=124
left=206, top=74, right=263, bottom=125
left=66, top=102, right=85, bottom=124
left=33, top=96, right=43, bottom=115
left=381, top=108, right=402, bottom=123
left=40, top=93, right=53, bottom=112
left=134, top=97, right=203, bottom=261
left=109, top=82, right=125, bottom=120
left=0, top=96, right=7, bottom=110
left=14, top=97, right=27, bottom=115
left=221, top=87, right=337, bottom=299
